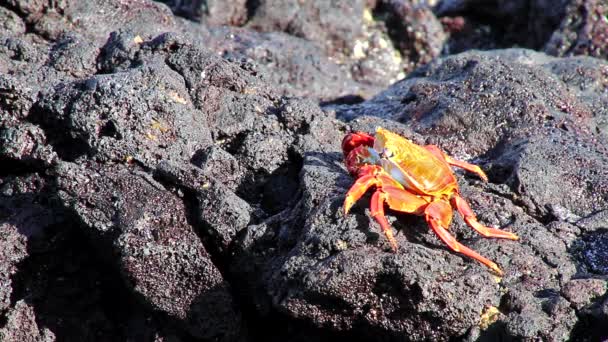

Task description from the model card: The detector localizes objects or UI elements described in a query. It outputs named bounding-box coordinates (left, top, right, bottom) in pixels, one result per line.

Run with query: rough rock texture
left=3, top=0, right=177, bottom=43
left=374, top=0, right=447, bottom=72
left=2, top=0, right=608, bottom=341
left=205, top=27, right=382, bottom=101
left=244, top=0, right=452, bottom=88
left=0, top=191, right=30, bottom=314
left=436, top=0, right=570, bottom=52
left=162, top=0, right=454, bottom=98
left=158, top=0, right=248, bottom=25
left=0, top=301, right=55, bottom=342
left=329, top=48, right=608, bottom=340
left=54, top=162, right=242, bottom=340
left=246, top=0, right=368, bottom=54
left=0, top=174, right=176, bottom=341
left=545, top=0, right=608, bottom=59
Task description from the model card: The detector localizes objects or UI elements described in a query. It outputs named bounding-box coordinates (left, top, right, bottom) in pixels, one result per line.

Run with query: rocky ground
left=1, top=0, right=608, bottom=341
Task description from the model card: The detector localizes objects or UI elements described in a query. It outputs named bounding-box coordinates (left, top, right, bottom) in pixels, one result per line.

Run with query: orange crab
left=342, top=127, right=519, bottom=275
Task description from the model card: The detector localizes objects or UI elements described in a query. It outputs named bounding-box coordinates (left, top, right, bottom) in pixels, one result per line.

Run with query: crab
left=342, top=127, right=519, bottom=275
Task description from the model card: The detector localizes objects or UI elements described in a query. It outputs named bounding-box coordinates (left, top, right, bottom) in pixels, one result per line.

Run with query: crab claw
left=342, top=131, right=374, bottom=158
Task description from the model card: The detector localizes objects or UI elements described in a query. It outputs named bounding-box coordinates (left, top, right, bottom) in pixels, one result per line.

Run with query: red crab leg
left=344, top=173, right=378, bottom=215
left=425, top=200, right=504, bottom=275
left=424, top=145, right=488, bottom=181
left=343, top=167, right=402, bottom=214
left=370, top=191, right=398, bottom=251
left=452, top=195, right=519, bottom=240
left=370, top=187, right=429, bottom=252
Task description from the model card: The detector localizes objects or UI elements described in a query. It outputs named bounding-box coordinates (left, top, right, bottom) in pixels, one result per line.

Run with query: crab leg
left=424, top=145, right=488, bottom=181
left=343, top=167, right=403, bottom=214
left=370, top=187, right=428, bottom=252
left=344, top=174, right=378, bottom=215
left=444, top=156, right=488, bottom=182
left=425, top=200, right=504, bottom=275
left=370, top=191, right=398, bottom=252
left=452, top=195, right=519, bottom=240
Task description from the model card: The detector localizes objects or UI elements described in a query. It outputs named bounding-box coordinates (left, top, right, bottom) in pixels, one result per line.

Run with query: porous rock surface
left=1, top=0, right=607, bottom=341
left=436, top=0, right=570, bottom=52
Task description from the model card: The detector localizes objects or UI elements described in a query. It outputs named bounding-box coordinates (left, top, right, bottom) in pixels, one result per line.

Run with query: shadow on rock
left=571, top=229, right=608, bottom=276
left=1, top=176, right=177, bottom=341
left=564, top=226, right=608, bottom=341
